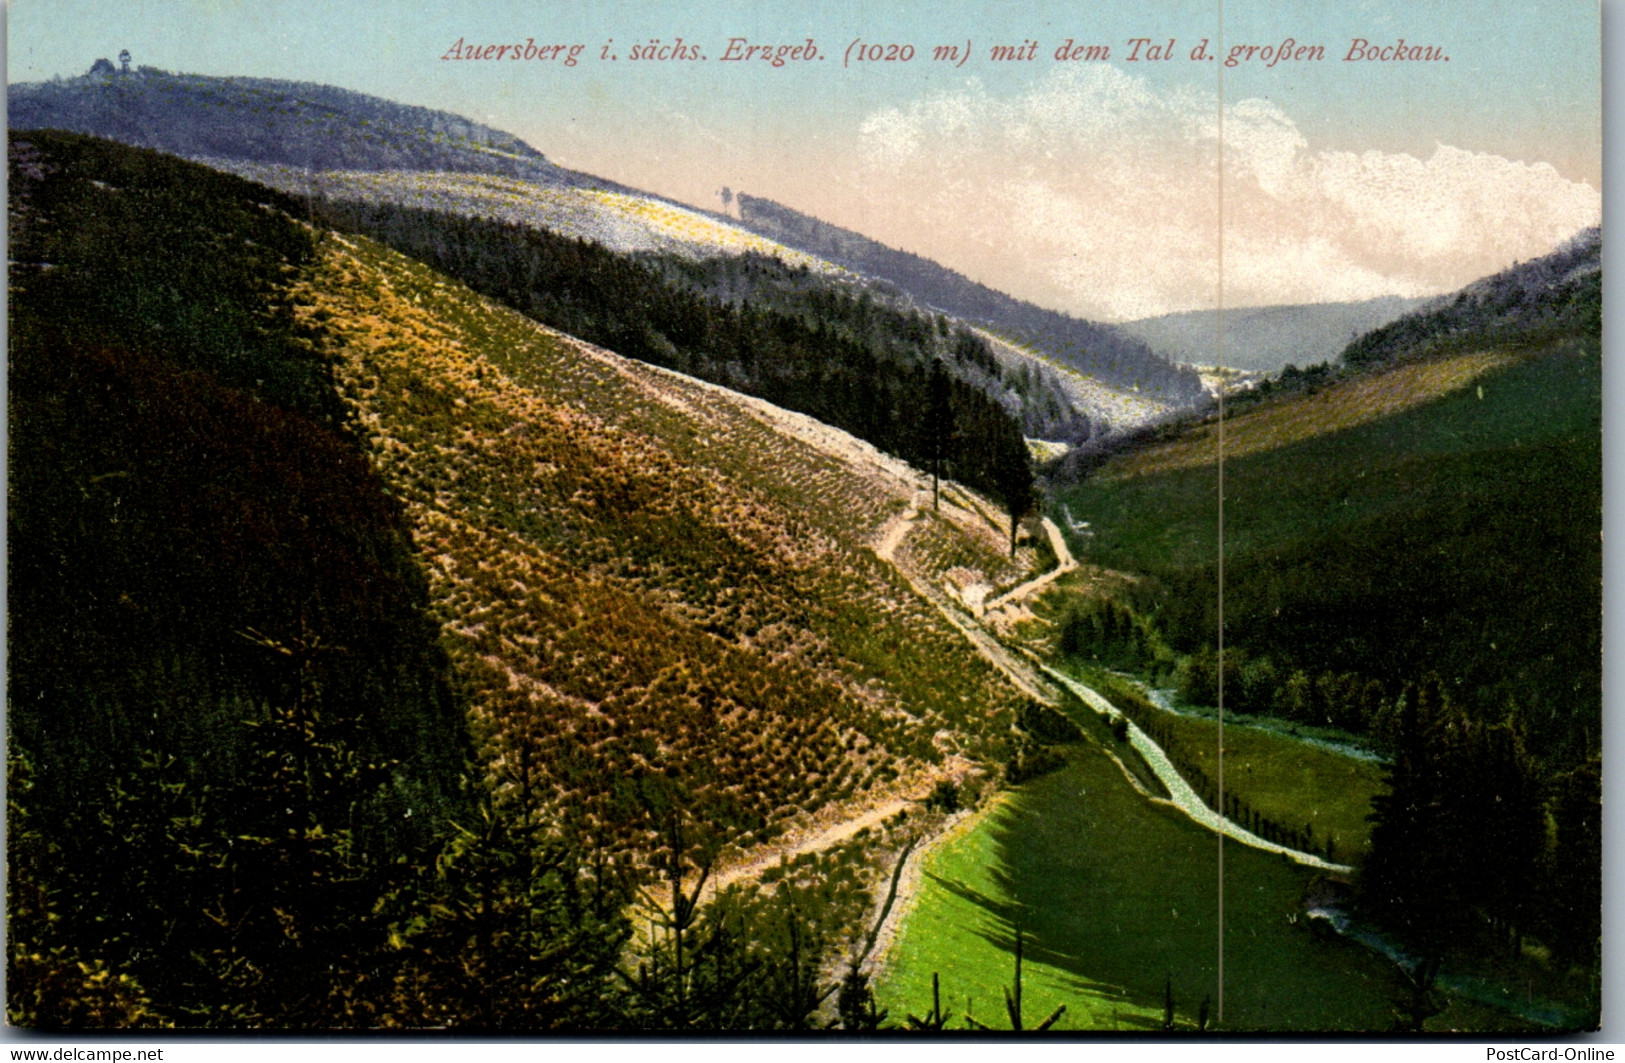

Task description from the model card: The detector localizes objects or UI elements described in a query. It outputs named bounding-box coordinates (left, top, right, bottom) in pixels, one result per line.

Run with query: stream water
left=1038, top=663, right=1352, bottom=873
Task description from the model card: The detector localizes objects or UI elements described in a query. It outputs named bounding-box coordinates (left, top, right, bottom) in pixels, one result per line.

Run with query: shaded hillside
left=7, top=132, right=1041, bottom=1028
left=9, top=68, right=573, bottom=182
left=1340, top=226, right=1600, bottom=369
left=1118, top=296, right=1429, bottom=374
left=8, top=130, right=471, bottom=1025
left=735, top=193, right=1206, bottom=404
left=7, top=130, right=467, bottom=818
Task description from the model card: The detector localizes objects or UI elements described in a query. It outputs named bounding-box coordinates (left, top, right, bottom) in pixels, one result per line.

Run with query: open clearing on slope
left=1106, top=349, right=1517, bottom=480
left=975, top=328, right=1178, bottom=433
left=229, top=165, right=849, bottom=271
left=298, top=231, right=1038, bottom=856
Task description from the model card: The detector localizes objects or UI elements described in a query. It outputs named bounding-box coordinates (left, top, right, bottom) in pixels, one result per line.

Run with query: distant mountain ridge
left=1117, top=296, right=1431, bottom=374
left=733, top=193, right=1206, bottom=404
left=9, top=67, right=1204, bottom=427
left=9, top=68, right=590, bottom=183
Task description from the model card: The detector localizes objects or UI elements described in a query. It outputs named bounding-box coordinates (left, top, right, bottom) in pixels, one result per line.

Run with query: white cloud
left=840, top=66, right=1599, bottom=320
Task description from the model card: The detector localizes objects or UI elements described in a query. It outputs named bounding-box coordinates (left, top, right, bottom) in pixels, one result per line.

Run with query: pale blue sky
left=5, top=0, right=1603, bottom=317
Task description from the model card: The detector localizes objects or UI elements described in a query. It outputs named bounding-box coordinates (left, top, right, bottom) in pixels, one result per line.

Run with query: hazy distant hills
left=1117, top=296, right=1430, bottom=374
left=1113, top=220, right=1598, bottom=375
left=9, top=67, right=588, bottom=183
left=735, top=193, right=1206, bottom=405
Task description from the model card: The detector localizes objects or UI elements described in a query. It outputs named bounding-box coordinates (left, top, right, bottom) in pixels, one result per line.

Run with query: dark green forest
left=1051, top=234, right=1603, bottom=1014
left=1340, top=228, right=1600, bottom=370
left=733, top=192, right=1208, bottom=403
left=648, top=250, right=1094, bottom=443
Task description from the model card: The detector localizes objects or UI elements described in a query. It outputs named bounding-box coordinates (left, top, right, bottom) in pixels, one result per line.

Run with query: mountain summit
left=10, top=67, right=570, bottom=181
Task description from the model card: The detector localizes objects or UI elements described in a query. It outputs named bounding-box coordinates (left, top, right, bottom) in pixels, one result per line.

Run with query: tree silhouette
left=904, top=972, right=949, bottom=1030
left=926, top=360, right=957, bottom=511
left=994, top=433, right=1036, bottom=556
left=963, top=930, right=1064, bottom=1032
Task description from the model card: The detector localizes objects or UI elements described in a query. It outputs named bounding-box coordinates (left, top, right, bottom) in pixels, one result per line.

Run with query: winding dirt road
left=980, top=516, right=1078, bottom=615
left=707, top=485, right=1348, bottom=949
left=872, top=495, right=1057, bottom=704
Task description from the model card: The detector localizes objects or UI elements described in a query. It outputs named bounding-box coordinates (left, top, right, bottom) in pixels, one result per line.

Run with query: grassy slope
left=1128, top=688, right=1378, bottom=861
left=1158, top=717, right=1381, bottom=865
left=1056, top=339, right=1602, bottom=753
left=240, top=168, right=844, bottom=268
left=1110, top=350, right=1517, bottom=479
left=1072, top=341, right=1598, bottom=571
left=874, top=744, right=1399, bottom=1031
left=292, top=232, right=1031, bottom=855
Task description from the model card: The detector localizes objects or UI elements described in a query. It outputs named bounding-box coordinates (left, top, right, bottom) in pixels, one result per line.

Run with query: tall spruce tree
left=926, top=359, right=956, bottom=511
left=1362, top=676, right=1454, bottom=950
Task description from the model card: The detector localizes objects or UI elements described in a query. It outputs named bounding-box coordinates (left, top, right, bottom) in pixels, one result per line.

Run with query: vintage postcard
left=5, top=0, right=1603, bottom=1036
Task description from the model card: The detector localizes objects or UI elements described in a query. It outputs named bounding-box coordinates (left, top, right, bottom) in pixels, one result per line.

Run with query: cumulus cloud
left=840, top=66, right=1599, bottom=320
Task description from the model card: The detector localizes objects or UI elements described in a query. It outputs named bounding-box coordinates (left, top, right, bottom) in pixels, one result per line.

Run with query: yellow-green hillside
left=293, top=231, right=1036, bottom=858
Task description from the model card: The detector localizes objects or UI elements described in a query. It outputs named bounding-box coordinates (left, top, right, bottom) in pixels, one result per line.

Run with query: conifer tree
left=926, top=360, right=956, bottom=511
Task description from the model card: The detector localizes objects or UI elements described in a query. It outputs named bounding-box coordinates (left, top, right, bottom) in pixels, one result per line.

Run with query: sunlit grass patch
left=1106, top=350, right=1519, bottom=480
left=874, top=743, right=1399, bottom=1030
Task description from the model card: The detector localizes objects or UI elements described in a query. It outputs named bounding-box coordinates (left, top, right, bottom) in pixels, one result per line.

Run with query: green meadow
left=874, top=742, right=1399, bottom=1032
left=1074, top=667, right=1385, bottom=865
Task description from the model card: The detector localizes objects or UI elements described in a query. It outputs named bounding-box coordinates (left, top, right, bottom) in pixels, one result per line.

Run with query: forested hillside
left=311, top=199, right=1040, bottom=523
left=735, top=193, right=1207, bottom=403
left=8, top=130, right=472, bottom=1026
left=650, top=251, right=1093, bottom=443
left=1340, top=226, right=1599, bottom=369
left=1051, top=228, right=1603, bottom=1006
left=8, top=131, right=1041, bottom=1029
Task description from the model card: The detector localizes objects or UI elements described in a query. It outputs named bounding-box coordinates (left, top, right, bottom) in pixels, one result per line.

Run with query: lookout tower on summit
left=86, top=50, right=133, bottom=77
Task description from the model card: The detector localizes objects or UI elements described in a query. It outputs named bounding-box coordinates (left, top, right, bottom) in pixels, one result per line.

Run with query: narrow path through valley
left=872, top=494, right=1056, bottom=704
left=1039, top=663, right=1354, bottom=873
left=706, top=481, right=1348, bottom=939
left=876, top=497, right=1348, bottom=871
left=705, top=795, right=917, bottom=900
